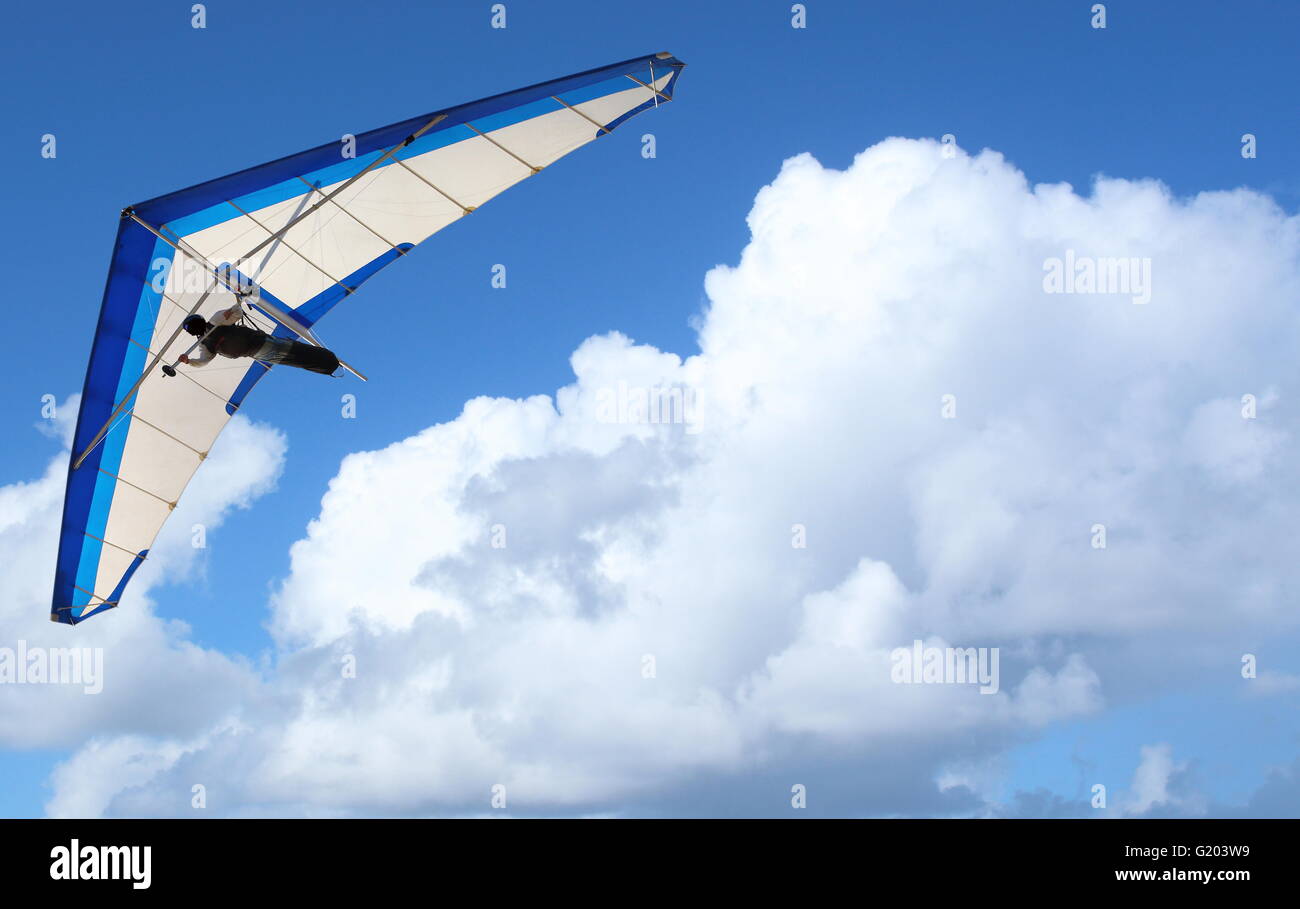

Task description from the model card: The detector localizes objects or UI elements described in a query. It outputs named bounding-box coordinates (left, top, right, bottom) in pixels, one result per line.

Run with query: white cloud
left=1119, top=743, right=1207, bottom=817
left=1246, top=670, right=1300, bottom=696
left=20, top=137, right=1300, bottom=816
left=0, top=409, right=286, bottom=750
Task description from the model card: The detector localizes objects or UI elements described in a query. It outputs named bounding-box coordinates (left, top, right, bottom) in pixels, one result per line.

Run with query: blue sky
left=2, top=0, right=1299, bottom=818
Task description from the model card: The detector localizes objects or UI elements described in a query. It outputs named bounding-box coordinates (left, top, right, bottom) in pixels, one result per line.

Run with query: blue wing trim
left=135, top=54, right=685, bottom=230
left=52, top=221, right=161, bottom=625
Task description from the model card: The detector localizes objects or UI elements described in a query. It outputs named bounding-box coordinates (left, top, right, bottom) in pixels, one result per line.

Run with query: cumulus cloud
left=19, top=137, right=1300, bottom=816
left=990, top=743, right=1207, bottom=819
left=0, top=409, right=286, bottom=751
left=1121, top=743, right=1202, bottom=816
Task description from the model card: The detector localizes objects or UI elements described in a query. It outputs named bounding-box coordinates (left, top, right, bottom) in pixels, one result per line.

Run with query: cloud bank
left=6, top=137, right=1300, bottom=817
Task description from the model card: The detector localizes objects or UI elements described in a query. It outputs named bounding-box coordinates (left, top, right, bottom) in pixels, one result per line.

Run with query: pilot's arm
left=212, top=305, right=243, bottom=326
left=181, top=307, right=240, bottom=367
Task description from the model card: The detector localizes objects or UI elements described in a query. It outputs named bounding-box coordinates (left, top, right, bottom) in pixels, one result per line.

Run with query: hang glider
left=51, top=52, right=686, bottom=625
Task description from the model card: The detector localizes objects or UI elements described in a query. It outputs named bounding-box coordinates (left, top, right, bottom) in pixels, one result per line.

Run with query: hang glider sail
left=51, top=52, right=686, bottom=625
